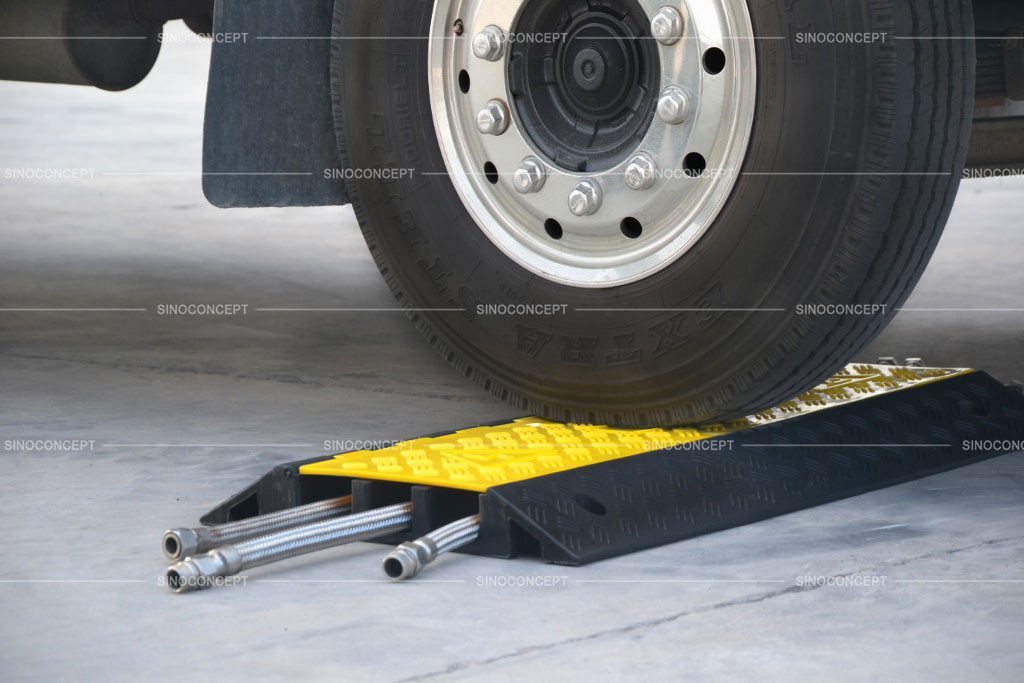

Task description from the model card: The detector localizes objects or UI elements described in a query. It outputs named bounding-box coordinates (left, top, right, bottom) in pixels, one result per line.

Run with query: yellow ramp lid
left=300, top=364, right=970, bottom=492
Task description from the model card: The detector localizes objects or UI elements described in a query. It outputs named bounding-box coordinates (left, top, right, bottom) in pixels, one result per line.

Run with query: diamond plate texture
left=300, top=365, right=970, bottom=491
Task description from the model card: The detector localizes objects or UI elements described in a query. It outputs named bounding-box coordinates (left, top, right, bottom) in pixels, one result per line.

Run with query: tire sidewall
left=334, top=0, right=970, bottom=423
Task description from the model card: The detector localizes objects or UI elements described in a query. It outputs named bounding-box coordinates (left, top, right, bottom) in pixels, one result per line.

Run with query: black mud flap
left=202, top=0, right=349, bottom=208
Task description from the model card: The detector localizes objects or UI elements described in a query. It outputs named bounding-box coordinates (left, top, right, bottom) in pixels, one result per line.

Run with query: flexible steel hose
left=382, top=514, right=481, bottom=581
left=167, top=502, right=412, bottom=593
left=162, top=495, right=354, bottom=560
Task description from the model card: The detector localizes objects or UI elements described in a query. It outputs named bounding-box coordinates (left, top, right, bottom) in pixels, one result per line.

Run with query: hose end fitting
left=165, top=546, right=243, bottom=593
left=382, top=539, right=438, bottom=581
left=162, top=528, right=199, bottom=561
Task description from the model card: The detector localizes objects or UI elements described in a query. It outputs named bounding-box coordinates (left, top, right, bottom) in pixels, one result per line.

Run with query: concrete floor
left=2, top=27, right=1023, bottom=682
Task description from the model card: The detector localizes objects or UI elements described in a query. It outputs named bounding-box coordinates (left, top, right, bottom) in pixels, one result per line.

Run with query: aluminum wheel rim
left=429, top=0, right=757, bottom=288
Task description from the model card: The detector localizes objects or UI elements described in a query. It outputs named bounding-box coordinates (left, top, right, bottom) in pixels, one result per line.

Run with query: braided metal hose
left=382, top=514, right=481, bottom=581
left=162, top=495, right=354, bottom=560
left=167, top=502, right=413, bottom=593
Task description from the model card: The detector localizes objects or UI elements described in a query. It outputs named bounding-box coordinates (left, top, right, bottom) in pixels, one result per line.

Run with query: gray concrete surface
left=2, top=26, right=1023, bottom=682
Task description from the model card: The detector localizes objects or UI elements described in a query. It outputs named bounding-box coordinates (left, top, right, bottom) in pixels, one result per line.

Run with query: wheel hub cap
left=508, top=0, right=660, bottom=173
left=429, top=0, right=757, bottom=288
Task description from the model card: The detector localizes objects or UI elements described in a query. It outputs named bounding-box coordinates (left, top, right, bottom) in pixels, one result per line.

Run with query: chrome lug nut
left=568, top=179, right=603, bottom=216
left=651, top=7, right=684, bottom=45
left=472, top=25, right=506, bottom=61
left=657, top=86, right=690, bottom=124
left=624, top=153, right=657, bottom=191
left=513, top=157, right=546, bottom=194
left=477, top=99, right=510, bottom=135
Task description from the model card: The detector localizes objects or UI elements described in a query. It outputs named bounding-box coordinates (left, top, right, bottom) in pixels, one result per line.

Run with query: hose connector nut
left=166, top=546, right=244, bottom=594
left=383, top=539, right=439, bottom=581
left=162, top=527, right=212, bottom=561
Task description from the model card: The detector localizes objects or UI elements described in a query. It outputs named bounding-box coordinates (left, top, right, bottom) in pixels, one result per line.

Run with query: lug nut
left=657, top=86, right=690, bottom=124
left=472, top=25, right=506, bottom=61
left=477, top=99, right=510, bottom=135
left=568, top=179, right=603, bottom=216
left=513, top=158, right=546, bottom=194
left=651, top=7, right=684, bottom=45
left=624, top=153, right=657, bottom=191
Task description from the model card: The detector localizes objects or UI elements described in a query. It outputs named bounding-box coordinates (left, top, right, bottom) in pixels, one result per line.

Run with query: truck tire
left=331, top=0, right=975, bottom=427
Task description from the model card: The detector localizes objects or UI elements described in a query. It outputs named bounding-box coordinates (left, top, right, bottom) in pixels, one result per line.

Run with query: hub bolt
left=477, top=99, right=510, bottom=135
left=657, top=86, right=690, bottom=124
left=624, top=153, right=657, bottom=191
left=651, top=7, right=684, bottom=45
left=472, top=25, right=507, bottom=61
left=568, top=179, right=603, bottom=216
left=513, top=158, right=547, bottom=194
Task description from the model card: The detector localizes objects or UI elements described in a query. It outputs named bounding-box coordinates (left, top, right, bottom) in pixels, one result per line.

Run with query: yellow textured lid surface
left=300, top=364, right=971, bottom=492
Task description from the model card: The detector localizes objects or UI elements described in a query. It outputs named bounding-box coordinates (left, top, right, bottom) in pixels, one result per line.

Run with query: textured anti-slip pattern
left=484, top=370, right=1024, bottom=565
left=300, top=365, right=969, bottom=492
